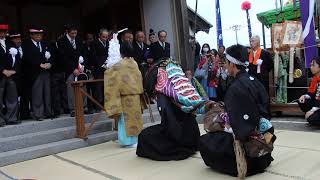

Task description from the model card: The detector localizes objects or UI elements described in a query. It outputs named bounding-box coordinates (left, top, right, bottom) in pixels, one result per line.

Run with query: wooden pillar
left=73, top=83, right=85, bottom=139
left=262, top=23, right=266, bottom=49
left=171, top=0, right=193, bottom=70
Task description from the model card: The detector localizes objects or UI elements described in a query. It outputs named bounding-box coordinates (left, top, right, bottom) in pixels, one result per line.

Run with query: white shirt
left=67, top=34, right=76, bottom=49
left=99, top=38, right=107, bottom=48
left=18, top=47, right=23, bottom=58
left=32, top=39, right=42, bottom=52
left=0, top=38, right=6, bottom=53
left=136, top=41, right=144, bottom=50
left=159, top=41, right=165, bottom=49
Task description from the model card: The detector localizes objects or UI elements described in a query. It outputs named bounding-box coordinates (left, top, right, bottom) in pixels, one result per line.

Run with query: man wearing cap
left=22, top=26, right=52, bottom=120
left=0, top=23, right=22, bottom=126
left=57, top=24, right=86, bottom=117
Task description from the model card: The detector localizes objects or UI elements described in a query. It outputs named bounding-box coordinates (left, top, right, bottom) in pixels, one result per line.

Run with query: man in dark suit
left=57, top=24, right=86, bottom=117
left=50, top=31, right=69, bottom=117
left=150, top=30, right=170, bottom=62
left=83, top=32, right=95, bottom=113
left=0, top=24, right=22, bottom=126
left=91, top=29, right=109, bottom=109
left=22, top=26, right=52, bottom=120
left=133, top=31, right=148, bottom=74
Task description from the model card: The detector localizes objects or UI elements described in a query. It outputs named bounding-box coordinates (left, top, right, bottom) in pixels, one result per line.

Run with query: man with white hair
left=249, top=35, right=273, bottom=94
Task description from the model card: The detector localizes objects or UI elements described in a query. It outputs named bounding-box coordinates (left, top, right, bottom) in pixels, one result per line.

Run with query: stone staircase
left=0, top=107, right=159, bottom=167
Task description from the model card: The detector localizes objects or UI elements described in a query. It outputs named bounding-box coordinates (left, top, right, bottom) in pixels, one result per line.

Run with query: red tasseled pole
left=241, top=1, right=251, bottom=10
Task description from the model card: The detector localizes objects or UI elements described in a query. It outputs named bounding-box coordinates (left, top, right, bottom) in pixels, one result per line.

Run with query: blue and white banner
left=215, top=0, right=223, bottom=47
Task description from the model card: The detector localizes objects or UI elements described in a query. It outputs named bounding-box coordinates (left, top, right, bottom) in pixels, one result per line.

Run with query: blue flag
left=215, top=0, right=223, bottom=47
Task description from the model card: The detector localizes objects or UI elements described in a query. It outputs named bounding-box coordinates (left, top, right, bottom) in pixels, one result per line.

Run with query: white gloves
left=9, top=48, right=18, bottom=56
left=79, top=56, right=84, bottom=64
left=45, top=51, right=51, bottom=60
left=256, top=59, right=263, bottom=74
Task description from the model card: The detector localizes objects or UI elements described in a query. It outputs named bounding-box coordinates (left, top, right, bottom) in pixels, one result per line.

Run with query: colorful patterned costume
left=154, top=60, right=206, bottom=113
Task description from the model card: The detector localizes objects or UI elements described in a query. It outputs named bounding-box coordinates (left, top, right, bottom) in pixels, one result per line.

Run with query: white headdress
left=103, top=28, right=128, bottom=69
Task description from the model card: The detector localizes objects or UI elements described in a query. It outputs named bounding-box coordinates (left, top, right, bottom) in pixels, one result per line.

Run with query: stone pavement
left=1, top=124, right=319, bottom=180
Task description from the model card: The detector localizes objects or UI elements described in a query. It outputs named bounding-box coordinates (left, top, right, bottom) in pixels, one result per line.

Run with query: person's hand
left=305, top=110, right=314, bottom=119
left=73, top=69, right=80, bottom=76
left=9, top=70, right=16, bottom=76
left=2, top=70, right=11, bottom=77
left=45, top=63, right=52, bottom=69
left=40, top=63, right=46, bottom=69
left=299, top=95, right=305, bottom=103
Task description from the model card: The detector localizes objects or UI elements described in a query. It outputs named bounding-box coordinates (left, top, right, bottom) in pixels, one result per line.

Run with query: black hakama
left=136, top=94, right=200, bottom=161
left=199, top=70, right=275, bottom=176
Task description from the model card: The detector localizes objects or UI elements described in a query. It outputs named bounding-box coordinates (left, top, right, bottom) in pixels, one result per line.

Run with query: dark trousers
left=31, top=71, right=51, bottom=119
left=93, top=68, right=104, bottom=109
left=299, top=99, right=320, bottom=126
left=66, top=73, right=87, bottom=112
left=19, top=86, right=31, bottom=120
left=0, top=77, right=19, bottom=123
left=86, top=72, right=96, bottom=111
left=51, top=72, right=68, bottom=115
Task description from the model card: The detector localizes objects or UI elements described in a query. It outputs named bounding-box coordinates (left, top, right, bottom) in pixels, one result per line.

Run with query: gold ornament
left=293, top=69, right=302, bottom=78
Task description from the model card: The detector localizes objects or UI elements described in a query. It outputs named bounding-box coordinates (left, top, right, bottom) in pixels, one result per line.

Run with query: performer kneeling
left=298, top=57, right=320, bottom=126
left=104, top=32, right=144, bottom=148
left=136, top=58, right=209, bottom=161
left=199, top=44, right=276, bottom=177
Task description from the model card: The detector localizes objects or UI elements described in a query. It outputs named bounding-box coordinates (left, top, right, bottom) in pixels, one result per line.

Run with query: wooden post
left=73, top=83, right=86, bottom=139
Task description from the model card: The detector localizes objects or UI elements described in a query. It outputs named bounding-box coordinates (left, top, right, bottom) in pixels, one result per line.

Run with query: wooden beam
left=171, top=0, right=193, bottom=70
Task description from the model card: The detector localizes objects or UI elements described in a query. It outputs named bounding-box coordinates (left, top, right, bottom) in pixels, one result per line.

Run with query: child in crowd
left=298, top=57, right=320, bottom=126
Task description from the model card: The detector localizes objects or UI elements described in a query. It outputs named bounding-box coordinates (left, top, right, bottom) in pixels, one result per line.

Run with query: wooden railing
left=70, top=79, right=155, bottom=139
left=70, top=79, right=106, bottom=139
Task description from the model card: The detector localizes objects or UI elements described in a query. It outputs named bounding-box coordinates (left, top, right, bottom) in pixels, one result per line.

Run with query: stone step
left=0, top=111, right=159, bottom=138
left=0, top=114, right=106, bottom=138
left=0, top=119, right=113, bottom=153
left=0, top=131, right=118, bottom=167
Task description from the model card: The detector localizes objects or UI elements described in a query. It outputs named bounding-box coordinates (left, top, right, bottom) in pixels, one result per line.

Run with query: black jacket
left=57, top=35, right=84, bottom=75
left=22, top=39, right=51, bottom=84
left=150, top=41, right=170, bottom=62
left=225, top=70, right=270, bottom=141
left=133, top=41, right=148, bottom=66
left=0, top=40, right=22, bottom=81
left=92, top=39, right=109, bottom=69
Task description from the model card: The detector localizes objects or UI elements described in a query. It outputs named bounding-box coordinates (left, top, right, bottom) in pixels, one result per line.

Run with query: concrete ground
left=0, top=123, right=319, bottom=180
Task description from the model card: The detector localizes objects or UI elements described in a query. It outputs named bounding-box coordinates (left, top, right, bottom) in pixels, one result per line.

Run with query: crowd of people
left=0, top=19, right=171, bottom=127
left=2, top=16, right=320, bottom=177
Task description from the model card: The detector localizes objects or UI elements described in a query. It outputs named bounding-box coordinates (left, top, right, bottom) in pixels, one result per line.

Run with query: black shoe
left=7, top=121, right=22, bottom=125
left=70, top=111, right=75, bottom=117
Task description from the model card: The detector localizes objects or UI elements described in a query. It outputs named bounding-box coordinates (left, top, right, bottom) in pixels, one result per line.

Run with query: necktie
left=140, top=43, right=143, bottom=50
left=1, top=40, right=6, bottom=53
left=37, top=42, right=41, bottom=52
left=162, top=42, right=165, bottom=49
left=71, top=40, right=76, bottom=49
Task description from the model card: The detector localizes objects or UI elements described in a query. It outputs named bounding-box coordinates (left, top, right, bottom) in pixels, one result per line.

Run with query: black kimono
left=136, top=62, right=200, bottom=161
left=199, top=70, right=274, bottom=176
left=249, top=49, right=273, bottom=94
